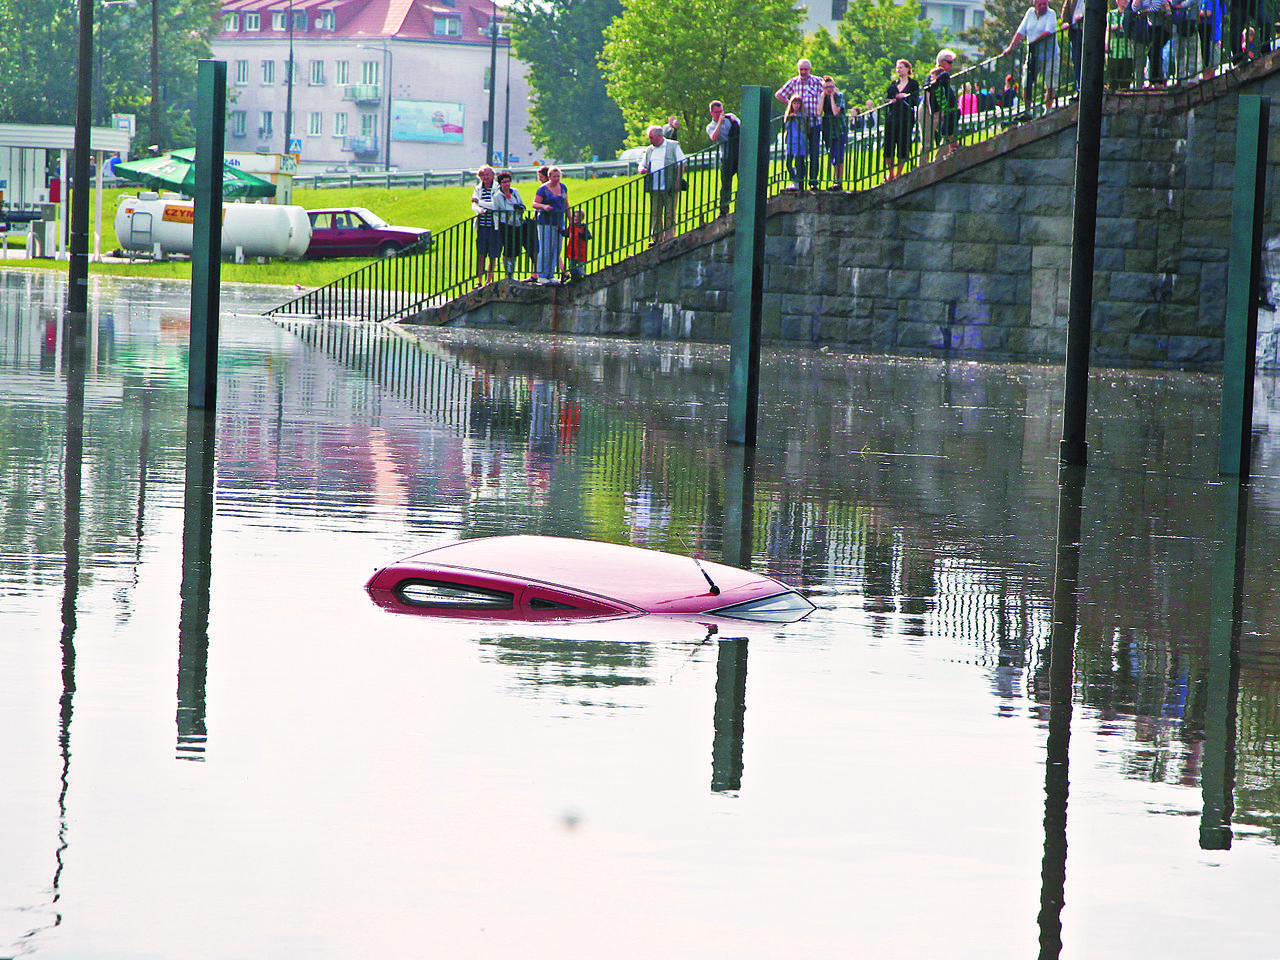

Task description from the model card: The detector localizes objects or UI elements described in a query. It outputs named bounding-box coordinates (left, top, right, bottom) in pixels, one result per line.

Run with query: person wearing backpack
left=706, top=100, right=740, bottom=217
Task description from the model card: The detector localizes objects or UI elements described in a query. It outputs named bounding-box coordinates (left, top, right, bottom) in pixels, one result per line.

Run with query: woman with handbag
left=494, top=170, right=525, bottom=281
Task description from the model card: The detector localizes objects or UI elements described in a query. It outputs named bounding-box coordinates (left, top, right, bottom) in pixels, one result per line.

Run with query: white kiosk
left=0, top=122, right=133, bottom=260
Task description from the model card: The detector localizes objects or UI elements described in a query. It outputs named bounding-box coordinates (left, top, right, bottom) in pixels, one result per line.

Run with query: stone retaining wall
left=411, top=61, right=1280, bottom=370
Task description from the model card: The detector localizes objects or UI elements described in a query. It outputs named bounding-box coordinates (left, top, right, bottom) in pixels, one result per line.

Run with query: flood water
left=3, top=270, right=1280, bottom=959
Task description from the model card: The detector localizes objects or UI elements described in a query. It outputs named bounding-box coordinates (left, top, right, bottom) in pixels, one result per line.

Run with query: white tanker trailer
left=114, top=193, right=311, bottom=260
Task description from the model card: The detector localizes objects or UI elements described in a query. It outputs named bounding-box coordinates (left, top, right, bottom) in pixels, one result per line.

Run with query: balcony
left=343, top=84, right=381, bottom=104
left=344, top=136, right=379, bottom=156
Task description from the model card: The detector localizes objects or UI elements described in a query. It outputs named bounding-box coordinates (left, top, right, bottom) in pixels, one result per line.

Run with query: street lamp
left=150, top=0, right=160, bottom=148
left=284, top=0, right=294, bottom=154
left=356, top=42, right=393, bottom=171
left=485, top=2, right=498, bottom=165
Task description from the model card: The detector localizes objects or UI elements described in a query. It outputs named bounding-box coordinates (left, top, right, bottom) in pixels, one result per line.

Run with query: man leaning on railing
left=638, top=125, right=686, bottom=246
left=1002, top=0, right=1061, bottom=113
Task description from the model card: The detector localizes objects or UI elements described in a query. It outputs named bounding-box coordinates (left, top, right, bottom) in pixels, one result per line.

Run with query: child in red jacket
left=562, top=209, right=592, bottom=282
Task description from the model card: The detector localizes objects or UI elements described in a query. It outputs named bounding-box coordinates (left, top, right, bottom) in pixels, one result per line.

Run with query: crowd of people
left=469, top=163, right=592, bottom=286
left=467, top=0, right=1273, bottom=285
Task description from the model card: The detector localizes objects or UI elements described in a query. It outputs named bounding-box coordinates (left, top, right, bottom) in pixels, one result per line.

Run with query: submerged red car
left=365, top=535, right=815, bottom=623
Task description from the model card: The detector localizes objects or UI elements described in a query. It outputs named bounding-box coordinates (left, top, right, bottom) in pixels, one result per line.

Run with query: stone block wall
left=426, top=65, right=1280, bottom=370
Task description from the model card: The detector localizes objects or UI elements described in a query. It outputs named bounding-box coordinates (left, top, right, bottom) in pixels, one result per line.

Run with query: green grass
left=5, top=174, right=641, bottom=287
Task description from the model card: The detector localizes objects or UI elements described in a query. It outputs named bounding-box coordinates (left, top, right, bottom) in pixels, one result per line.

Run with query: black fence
left=269, top=21, right=1269, bottom=323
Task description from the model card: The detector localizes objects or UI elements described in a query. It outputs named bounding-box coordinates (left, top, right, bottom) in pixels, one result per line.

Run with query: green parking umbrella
left=114, top=150, right=278, bottom=199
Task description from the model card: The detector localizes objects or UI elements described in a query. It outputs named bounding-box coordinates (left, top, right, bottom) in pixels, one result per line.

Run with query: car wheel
left=378, top=241, right=402, bottom=258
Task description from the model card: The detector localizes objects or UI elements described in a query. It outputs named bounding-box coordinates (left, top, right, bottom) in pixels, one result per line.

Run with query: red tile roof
left=218, top=0, right=506, bottom=42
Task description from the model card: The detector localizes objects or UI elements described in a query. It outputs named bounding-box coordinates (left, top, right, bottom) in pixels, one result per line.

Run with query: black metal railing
left=270, top=21, right=1273, bottom=322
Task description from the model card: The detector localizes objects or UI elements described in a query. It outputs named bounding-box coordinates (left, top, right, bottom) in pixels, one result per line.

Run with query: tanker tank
left=114, top=194, right=311, bottom=260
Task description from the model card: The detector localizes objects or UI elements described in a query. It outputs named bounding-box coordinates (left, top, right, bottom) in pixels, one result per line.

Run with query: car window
left=334, top=213, right=353, bottom=230
left=395, top=579, right=514, bottom=610
left=310, top=212, right=331, bottom=229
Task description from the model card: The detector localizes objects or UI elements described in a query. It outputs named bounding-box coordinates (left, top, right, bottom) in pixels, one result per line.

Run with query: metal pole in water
left=68, top=0, right=93, bottom=316
left=1059, top=0, right=1107, bottom=468
left=1219, top=96, right=1269, bottom=478
left=189, top=60, right=226, bottom=410
left=727, top=86, right=771, bottom=447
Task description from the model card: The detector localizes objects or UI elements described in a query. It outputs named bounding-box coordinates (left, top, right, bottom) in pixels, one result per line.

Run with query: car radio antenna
left=676, top=534, right=720, bottom=596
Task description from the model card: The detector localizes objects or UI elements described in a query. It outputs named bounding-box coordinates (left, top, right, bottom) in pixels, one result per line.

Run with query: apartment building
left=212, top=0, right=536, bottom=173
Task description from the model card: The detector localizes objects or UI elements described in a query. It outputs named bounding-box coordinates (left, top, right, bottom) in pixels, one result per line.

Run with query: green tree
left=510, top=0, right=627, bottom=162
left=0, top=0, right=219, bottom=149
left=961, top=0, right=1029, bottom=57
left=807, top=0, right=951, bottom=108
left=601, top=0, right=802, bottom=151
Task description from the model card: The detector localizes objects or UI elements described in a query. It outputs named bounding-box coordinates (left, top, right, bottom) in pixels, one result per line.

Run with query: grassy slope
left=1, top=175, right=638, bottom=287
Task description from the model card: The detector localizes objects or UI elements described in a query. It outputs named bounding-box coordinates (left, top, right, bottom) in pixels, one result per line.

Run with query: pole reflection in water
left=1038, top=465, right=1084, bottom=960
left=710, top=447, right=755, bottom=794
left=38, top=308, right=89, bottom=950
left=1201, top=481, right=1247, bottom=850
left=176, top=409, right=216, bottom=761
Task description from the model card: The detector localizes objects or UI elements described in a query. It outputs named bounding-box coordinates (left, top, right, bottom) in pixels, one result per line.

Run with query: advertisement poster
left=390, top=100, right=465, bottom=143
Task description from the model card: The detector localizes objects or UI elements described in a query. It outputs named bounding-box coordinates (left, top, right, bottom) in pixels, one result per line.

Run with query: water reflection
left=176, top=409, right=216, bottom=761
left=1201, top=482, right=1247, bottom=850
left=4, top=276, right=1280, bottom=955
left=1038, top=466, right=1083, bottom=960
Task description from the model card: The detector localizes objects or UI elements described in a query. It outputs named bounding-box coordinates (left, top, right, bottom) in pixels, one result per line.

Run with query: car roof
left=389, top=535, right=784, bottom=612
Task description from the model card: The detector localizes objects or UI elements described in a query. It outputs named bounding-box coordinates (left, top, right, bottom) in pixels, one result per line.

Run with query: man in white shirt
left=1002, top=0, right=1061, bottom=109
left=638, top=124, right=686, bottom=245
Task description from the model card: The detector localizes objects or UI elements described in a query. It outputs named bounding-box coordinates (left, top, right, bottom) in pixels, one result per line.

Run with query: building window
left=259, top=112, right=274, bottom=139
left=434, top=16, right=461, bottom=35
left=293, top=11, right=307, bottom=30
left=308, top=112, right=323, bottom=136
left=334, top=112, right=348, bottom=136
left=335, top=60, right=349, bottom=85
left=261, top=60, right=275, bottom=84
left=309, top=60, right=324, bottom=85
left=481, top=120, right=490, bottom=143
left=317, top=10, right=335, bottom=30
left=272, top=11, right=285, bottom=30
left=831, top=0, right=847, bottom=19
left=244, top=12, right=260, bottom=30
left=361, top=113, right=378, bottom=138
left=972, top=9, right=984, bottom=25
left=223, top=13, right=238, bottom=31
left=951, top=7, right=965, bottom=28
left=230, top=111, right=247, bottom=137
left=234, top=60, right=248, bottom=85
left=360, top=60, right=379, bottom=85
left=483, top=66, right=491, bottom=91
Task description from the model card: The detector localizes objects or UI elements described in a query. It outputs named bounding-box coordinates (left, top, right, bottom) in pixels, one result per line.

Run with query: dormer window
left=244, top=12, right=260, bottom=30
left=433, top=16, right=461, bottom=35
left=223, top=12, right=239, bottom=31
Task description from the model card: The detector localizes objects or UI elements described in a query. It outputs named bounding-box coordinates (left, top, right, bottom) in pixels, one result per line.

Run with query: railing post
left=1059, top=0, right=1107, bottom=467
left=189, top=59, right=226, bottom=411
left=1219, top=95, right=1269, bottom=477
left=727, top=86, right=771, bottom=447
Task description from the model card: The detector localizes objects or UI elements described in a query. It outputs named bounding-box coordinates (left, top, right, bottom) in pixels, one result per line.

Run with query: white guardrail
left=295, top=159, right=640, bottom=190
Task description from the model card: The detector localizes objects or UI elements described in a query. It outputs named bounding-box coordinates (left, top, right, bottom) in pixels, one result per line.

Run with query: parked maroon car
left=305, top=207, right=431, bottom=259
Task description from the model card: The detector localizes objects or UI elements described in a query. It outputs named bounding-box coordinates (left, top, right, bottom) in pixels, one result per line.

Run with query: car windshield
left=351, top=207, right=389, bottom=228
